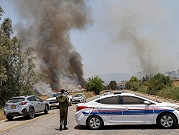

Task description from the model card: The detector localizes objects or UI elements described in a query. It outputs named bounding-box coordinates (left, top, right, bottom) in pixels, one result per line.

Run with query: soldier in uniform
left=56, top=89, right=70, bottom=131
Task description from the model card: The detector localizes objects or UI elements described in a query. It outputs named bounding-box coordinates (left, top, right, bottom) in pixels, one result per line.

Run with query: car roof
left=100, top=92, right=136, bottom=98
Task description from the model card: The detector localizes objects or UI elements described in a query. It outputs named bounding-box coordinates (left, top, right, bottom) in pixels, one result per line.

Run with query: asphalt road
left=0, top=94, right=179, bottom=135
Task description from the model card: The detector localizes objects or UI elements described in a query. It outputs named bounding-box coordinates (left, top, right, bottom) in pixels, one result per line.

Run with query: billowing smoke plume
left=101, top=0, right=167, bottom=76
left=11, top=0, right=91, bottom=90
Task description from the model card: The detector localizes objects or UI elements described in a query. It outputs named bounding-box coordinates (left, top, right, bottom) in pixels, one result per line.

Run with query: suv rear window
left=7, top=98, right=25, bottom=103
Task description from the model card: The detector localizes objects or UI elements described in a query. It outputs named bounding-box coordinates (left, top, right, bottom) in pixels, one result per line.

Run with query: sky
left=1, top=0, right=179, bottom=81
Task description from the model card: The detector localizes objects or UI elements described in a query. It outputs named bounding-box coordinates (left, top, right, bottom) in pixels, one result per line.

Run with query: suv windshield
left=7, top=98, right=25, bottom=103
left=52, top=92, right=69, bottom=97
left=52, top=93, right=61, bottom=97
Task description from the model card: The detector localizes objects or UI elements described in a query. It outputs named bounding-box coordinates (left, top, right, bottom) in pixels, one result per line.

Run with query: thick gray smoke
left=11, top=0, right=91, bottom=90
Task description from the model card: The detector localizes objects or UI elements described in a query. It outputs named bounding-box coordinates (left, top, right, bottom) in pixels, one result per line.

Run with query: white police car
left=75, top=92, right=179, bottom=129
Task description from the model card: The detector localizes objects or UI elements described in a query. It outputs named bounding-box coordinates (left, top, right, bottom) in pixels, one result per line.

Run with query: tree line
left=85, top=73, right=179, bottom=101
left=125, top=73, right=179, bottom=100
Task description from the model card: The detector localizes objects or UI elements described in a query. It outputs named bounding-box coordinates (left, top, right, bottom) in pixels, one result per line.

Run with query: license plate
left=11, top=105, right=16, bottom=109
left=51, top=104, right=56, bottom=106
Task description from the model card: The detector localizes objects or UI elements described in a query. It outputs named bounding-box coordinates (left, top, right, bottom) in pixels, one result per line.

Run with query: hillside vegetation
left=126, top=73, right=179, bottom=101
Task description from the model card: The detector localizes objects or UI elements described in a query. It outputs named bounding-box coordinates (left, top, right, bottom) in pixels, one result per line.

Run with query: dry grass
left=173, top=80, right=179, bottom=86
left=70, top=91, right=96, bottom=99
left=0, top=109, right=6, bottom=121
left=39, top=95, right=49, bottom=101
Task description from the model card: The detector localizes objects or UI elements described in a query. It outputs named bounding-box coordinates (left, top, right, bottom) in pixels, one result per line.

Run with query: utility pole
left=137, top=72, right=142, bottom=81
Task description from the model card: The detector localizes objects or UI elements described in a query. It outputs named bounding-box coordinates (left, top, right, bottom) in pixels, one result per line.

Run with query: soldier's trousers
left=59, top=108, right=68, bottom=126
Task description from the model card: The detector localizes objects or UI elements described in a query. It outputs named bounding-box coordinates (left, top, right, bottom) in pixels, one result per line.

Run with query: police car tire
left=157, top=113, right=177, bottom=129
left=87, top=115, right=103, bottom=130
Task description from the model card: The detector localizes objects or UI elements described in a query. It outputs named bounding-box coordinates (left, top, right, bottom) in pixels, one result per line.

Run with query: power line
left=157, top=52, right=179, bottom=67
left=157, top=56, right=179, bottom=68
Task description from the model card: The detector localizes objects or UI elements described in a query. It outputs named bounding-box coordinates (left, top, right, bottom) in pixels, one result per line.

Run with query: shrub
left=138, top=86, right=148, bottom=94
left=157, top=86, right=179, bottom=100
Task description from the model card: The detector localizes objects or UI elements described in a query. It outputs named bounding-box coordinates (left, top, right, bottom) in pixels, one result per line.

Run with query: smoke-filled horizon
left=101, top=0, right=168, bottom=76
left=11, top=0, right=92, bottom=90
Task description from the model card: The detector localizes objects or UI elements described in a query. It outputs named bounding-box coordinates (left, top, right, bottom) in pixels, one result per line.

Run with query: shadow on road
left=3, top=112, right=46, bottom=122
left=74, top=124, right=179, bottom=130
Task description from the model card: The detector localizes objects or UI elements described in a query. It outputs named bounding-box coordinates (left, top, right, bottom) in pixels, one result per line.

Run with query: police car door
left=121, top=95, right=154, bottom=124
left=96, top=95, right=124, bottom=125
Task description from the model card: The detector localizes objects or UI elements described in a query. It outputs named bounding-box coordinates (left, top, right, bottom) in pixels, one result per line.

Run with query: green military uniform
left=56, top=94, right=69, bottom=129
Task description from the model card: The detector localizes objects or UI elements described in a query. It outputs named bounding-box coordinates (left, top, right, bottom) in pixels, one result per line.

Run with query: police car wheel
left=157, top=113, right=177, bottom=129
left=87, top=115, right=103, bottom=130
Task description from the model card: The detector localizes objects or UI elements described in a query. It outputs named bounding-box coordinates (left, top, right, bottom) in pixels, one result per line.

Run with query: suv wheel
left=6, top=115, right=14, bottom=121
left=87, top=115, right=103, bottom=130
left=27, top=108, right=35, bottom=119
left=44, top=105, right=49, bottom=114
left=70, top=100, right=72, bottom=106
left=157, top=113, right=177, bottom=129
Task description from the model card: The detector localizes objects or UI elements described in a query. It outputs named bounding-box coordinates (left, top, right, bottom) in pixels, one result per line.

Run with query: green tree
left=0, top=6, right=4, bottom=20
left=108, top=80, right=117, bottom=90
left=146, top=73, right=172, bottom=95
left=125, top=76, right=141, bottom=91
left=0, top=7, right=45, bottom=107
left=85, top=76, right=104, bottom=95
left=1, top=18, right=13, bottom=38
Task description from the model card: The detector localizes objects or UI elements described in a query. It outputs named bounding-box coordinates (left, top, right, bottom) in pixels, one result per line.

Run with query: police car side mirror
left=144, top=101, right=151, bottom=105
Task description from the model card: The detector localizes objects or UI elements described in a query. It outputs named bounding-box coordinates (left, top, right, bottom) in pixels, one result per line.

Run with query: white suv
left=47, top=91, right=72, bottom=109
left=4, top=95, right=49, bottom=120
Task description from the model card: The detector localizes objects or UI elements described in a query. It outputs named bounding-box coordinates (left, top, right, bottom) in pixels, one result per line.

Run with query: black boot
left=63, top=125, right=68, bottom=130
left=59, top=123, right=62, bottom=131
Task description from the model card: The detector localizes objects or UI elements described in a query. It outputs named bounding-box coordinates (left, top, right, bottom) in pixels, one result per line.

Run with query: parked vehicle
left=103, top=90, right=111, bottom=95
left=72, top=93, right=86, bottom=103
left=75, top=92, right=179, bottom=129
left=118, top=84, right=126, bottom=90
left=47, top=91, right=72, bottom=109
left=4, top=95, right=49, bottom=120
